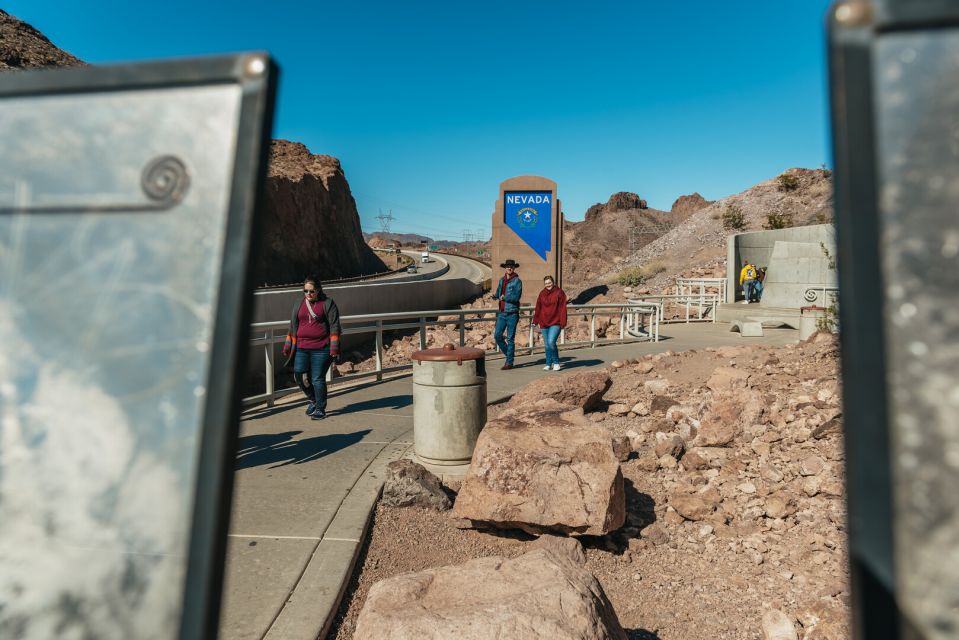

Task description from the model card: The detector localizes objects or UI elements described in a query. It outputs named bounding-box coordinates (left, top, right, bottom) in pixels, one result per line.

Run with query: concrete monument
left=490, top=176, right=563, bottom=305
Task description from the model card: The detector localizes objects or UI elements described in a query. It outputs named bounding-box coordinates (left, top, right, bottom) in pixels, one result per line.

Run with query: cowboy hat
left=500, top=259, right=520, bottom=268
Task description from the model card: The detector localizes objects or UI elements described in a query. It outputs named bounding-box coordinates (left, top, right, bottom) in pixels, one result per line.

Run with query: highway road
left=367, top=250, right=489, bottom=285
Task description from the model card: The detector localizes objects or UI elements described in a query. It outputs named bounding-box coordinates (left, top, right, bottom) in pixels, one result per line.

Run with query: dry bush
left=777, top=173, right=800, bottom=192
left=764, top=210, right=795, bottom=230
left=617, top=261, right=666, bottom=287
left=721, top=204, right=746, bottom=231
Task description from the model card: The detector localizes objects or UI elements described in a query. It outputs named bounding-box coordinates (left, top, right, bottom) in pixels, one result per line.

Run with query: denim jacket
left=493, top=275, right=523, bottom=313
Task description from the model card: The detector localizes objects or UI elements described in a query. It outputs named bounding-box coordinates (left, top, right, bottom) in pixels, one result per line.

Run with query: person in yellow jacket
left=739, top=259, right=758, bottom=304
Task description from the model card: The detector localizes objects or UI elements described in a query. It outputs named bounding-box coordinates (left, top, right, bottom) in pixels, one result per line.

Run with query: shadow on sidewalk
left=331, top=394, right=412, bottom=414
left=511, top=358, right=604, bottom=371
left=235, top=429, right=372, bottom=470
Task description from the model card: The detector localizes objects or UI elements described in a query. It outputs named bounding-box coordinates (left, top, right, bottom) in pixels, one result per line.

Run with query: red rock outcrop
left=254, top=140, right=387, bottom=285
left=0, top=10, right=83, bottom=70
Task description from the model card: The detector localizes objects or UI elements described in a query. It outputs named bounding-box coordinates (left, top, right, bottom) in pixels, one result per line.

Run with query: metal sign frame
left=0, top=54, right=277, bottom=640
left=829, top=1, right=959, bottom=637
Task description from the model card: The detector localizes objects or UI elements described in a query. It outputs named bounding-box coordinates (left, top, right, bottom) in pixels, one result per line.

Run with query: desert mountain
left=608, top=168, right=833, bottom=290
left=563, top=191, right=709, bottom=287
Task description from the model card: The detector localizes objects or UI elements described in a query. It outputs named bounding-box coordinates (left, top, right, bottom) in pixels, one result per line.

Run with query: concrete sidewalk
left=218, top=323, right=799, bottom=640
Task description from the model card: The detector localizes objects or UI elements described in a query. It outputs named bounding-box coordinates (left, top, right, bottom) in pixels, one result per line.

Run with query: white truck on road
left=421, top=251, right=431, bottom=263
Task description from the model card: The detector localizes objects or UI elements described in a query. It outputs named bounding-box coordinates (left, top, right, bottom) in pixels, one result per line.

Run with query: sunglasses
left=303, top=289, right=317, bottom=294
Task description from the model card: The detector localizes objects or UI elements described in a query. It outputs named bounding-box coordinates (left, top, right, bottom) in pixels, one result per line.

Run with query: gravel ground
left=329, top=335, right=850, bottom=640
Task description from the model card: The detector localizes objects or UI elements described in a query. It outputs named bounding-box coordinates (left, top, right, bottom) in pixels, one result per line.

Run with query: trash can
left=799, top=305, right=826, bottom=340
left=411, top=343, right=487, bottom=468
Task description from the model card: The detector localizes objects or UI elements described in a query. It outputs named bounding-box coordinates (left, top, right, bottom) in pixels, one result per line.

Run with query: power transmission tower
left=375, top=209, right=395, bottom=234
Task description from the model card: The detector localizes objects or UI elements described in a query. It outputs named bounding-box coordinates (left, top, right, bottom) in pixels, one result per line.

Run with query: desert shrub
left=616, top=261, right=666, bottom=287
left=778, top=174, right=800, bottom=192
left=721, top=204, right=746, bottom=231
left=814, top=210, right=828, bottom=224
left=764, top=210, right=794, bottom=230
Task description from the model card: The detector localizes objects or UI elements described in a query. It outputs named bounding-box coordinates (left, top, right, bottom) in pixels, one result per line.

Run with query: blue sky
left=7, top=1, right=834, bottom=241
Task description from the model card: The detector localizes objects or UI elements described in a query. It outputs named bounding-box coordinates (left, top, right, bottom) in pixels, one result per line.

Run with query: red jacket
left=533, top=286, right=568, bottom=328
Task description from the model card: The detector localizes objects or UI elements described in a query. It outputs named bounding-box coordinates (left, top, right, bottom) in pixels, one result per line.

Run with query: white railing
left=243, top=302, right=660, bottom=408
left=675, top=277, right=728, bottom=305
left=626, top=292, right=721, bottom=324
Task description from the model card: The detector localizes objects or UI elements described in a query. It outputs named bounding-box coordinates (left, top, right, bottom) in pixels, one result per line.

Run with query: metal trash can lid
left=412, top=342, right=485, bottom=364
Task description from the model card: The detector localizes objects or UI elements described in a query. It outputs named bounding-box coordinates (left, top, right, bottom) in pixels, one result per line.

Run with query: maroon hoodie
left=533, top=286, right=568, bottom=328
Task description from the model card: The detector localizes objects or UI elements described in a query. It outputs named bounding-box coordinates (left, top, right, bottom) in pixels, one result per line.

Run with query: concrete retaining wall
left=726, top=225, right=836, bottom=306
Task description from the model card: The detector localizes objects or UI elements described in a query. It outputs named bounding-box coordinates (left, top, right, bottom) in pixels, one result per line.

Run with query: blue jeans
left=293, top=347, right=332, bottom=411
left=494, top=312, right=519, bottom=365
left=743, top=280, right=755, bottom=302
left=541, top=325, right=561, bottom=366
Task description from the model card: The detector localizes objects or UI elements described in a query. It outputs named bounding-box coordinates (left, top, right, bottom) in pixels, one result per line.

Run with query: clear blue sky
left=7, top=1, right=834, bottom=242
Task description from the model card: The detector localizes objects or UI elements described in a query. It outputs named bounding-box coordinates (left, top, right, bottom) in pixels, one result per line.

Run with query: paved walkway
left=218, top=323, right=799, bottom=640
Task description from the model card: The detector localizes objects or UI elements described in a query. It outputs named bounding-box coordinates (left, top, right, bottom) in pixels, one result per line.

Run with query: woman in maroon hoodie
left=532, top=275, right=568, bottom=371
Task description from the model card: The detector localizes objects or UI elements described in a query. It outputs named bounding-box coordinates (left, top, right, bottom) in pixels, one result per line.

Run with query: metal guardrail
left=626, top=293, right=721, bottom=324
left=243, top=301, right=663, bottom=408
left=675, top=277, right=728, bottom=305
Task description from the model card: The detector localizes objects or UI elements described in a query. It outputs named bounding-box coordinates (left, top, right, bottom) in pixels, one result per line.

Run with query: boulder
left=611, top=436, right=632, bottom=462
left=706, top=366, right=750, bottom=392
left=669, top=493, right=714, bottom=521
left=761, top=609, right=798, bottom=640
left=654, top=434, right=685, bottom=460
left=607, top=403, right=630, bottom=417
left=507, top=370, right=612, bottom=412
left=353, top=544, right=628, bottom=640
left=697, top=390, right=763, bottom=447
left=650, top=395, right=678, bottom=415
left=644, top=379, right=670, bottom=394
left=381, top=460, right=451, bottom=511
left=451, top=405, right=625, bottom=536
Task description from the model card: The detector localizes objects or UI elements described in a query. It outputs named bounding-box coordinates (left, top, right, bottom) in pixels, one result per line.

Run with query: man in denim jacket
left=492, top=259, right=523, bottom=370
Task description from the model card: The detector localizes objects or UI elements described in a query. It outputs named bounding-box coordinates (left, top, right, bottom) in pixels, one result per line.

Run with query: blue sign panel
left=504, top=190, right=552, bottom=260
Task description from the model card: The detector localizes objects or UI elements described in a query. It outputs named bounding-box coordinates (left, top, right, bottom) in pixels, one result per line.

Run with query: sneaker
left=543, top=365, right=551, bottom=371
left=741, top=300, right=749, bottom=304
left=311, top=409, right=326, bottom=420
left=305, top=402, right=316, bottom=416
left=552, top=363, right=561, bottom=371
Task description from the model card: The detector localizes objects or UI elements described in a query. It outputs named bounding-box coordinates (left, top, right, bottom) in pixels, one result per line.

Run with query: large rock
left=451, top=405, right=625, bottom=536
left=353, top=541, right=628, bottom=640
left=253, top=141, right=387, bottom=285
left=381, top=460, right=451, bottom=511
left=506, top=370, right=612, bottom=412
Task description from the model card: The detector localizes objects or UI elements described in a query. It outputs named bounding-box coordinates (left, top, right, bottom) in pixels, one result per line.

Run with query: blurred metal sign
left=830, top=1, right=959, bottom=638
left=0, top=54, right=276, bottom=639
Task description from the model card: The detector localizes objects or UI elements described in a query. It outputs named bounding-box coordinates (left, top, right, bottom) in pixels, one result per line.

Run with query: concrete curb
left=262, top=438, right=412, bottom=640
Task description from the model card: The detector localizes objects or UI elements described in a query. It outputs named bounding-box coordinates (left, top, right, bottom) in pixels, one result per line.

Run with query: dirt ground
left=329, top=336, right=850, bottom=640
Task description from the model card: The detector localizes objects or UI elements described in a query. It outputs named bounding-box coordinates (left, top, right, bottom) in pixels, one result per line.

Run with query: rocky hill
left=255, top=141, right=387, bottom=285
left=564, top=191, right=710, bottom=288
left=0, top=10, right=83, bottom=70
left=605, top=168, right=833, bottom=291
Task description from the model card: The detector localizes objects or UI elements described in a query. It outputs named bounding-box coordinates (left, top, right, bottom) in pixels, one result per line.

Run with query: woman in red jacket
left=532, top=275, right=568, bottom=371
